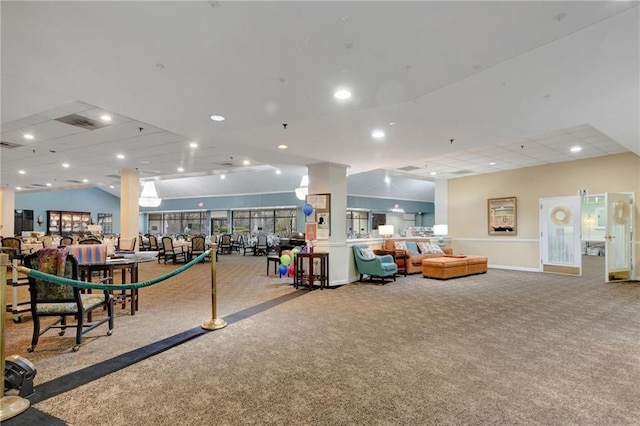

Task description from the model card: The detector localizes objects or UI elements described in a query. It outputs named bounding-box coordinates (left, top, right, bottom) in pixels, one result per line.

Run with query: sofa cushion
left=394, top=241, right=408, bottom=250
left=405, top=241, right=419, bottom=255
left=419, top=243, right=444, bottom=255
left=359, top=247, right=376, bottom=260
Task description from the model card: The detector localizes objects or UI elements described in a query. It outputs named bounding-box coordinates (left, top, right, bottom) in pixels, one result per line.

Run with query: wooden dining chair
left=161, top=237, right=187, bottom=264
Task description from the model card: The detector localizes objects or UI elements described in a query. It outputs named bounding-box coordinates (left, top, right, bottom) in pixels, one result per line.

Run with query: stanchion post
left=0, top=253, right=31, bottom=421
left=202, top=245, right=227, bottom=331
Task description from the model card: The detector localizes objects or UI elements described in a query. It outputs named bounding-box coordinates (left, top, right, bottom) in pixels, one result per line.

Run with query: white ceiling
left=1, top=1, right=638, bottom=202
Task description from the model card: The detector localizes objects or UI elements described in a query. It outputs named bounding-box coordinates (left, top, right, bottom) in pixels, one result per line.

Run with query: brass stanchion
left=202, top=245, right=227, bottom=330
left=0, top=253, right=31, bottom=421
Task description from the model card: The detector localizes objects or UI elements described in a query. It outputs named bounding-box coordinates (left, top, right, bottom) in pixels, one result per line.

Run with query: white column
left=307, top=162, right=349, bottom=286
left=434, top=179, right=448, bottom=226
left=0, top=188, right=16, bottom=237
left=120, top=169, right=140, bottom=248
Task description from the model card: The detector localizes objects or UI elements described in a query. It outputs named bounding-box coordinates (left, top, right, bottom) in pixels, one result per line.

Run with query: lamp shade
left=433, top=224, right=448, bottom=236
left=139, top=181, right=162, bottom=207
left=378, top=225, right=394, bottom=237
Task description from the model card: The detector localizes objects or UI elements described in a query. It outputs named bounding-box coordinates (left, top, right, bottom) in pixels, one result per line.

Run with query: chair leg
left=76, top=313, right=84, bottom=345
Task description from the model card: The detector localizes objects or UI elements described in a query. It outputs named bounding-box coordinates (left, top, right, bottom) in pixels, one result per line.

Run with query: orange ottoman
left=422, top=257, right=468, bottom=279
left=466, top=255, right=488, bottom=275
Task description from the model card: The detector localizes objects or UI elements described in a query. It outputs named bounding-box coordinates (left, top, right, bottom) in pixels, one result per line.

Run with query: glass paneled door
left=605, top=192, right=634, bottom=282
left=540, top=196, right=582, bottom=276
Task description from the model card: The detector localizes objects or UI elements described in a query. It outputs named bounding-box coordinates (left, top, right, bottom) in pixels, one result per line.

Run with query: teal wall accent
left=15, top=188, right=121, bottom=234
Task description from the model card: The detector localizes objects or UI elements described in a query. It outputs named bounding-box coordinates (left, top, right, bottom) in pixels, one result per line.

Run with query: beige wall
left=448, top=153, right=639, bottom=273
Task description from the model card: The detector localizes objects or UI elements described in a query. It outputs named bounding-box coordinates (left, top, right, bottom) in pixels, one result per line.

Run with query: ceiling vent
left=451, top=170, right=474, bottom=175
left=396, top=166, right=421, bottom=172
left=1, top=140, right=22, bottom=149
left=215, top=161, right=236, bottom=167
left=64, top=179, right=84, bottom=184
left=56, top=114, right=106, bottom=130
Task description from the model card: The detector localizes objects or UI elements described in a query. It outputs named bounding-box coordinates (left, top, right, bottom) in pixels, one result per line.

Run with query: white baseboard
left=489, top=264, right=540, bottom=273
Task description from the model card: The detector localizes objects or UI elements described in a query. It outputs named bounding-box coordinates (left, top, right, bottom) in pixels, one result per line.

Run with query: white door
left=540, top=196, right=582, bottom=275
left=605, top=192, right=634, bottom=282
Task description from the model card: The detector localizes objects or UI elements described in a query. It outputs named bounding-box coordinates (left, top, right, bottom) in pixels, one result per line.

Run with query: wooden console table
left=294, top=252, right=329, bottom=290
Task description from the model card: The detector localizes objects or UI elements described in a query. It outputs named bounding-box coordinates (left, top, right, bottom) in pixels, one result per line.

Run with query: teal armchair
left=352, top=244, right=398, bottom=284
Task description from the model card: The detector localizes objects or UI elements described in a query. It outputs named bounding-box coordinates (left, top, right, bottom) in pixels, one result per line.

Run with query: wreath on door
left=550, top=206, right=571, bottom=226
left=613, top=200, right=630, bottom=225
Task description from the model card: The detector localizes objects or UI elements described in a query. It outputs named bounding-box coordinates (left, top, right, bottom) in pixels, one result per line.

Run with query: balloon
left=278, top=264, right=288, bottom=276
left=280, top=254, right=291, bottom=266
left=287, top=265, right=295, bottom=276
left=281, top=250, right=290, bottom=257
left=302, top=203, right=314, bottom=216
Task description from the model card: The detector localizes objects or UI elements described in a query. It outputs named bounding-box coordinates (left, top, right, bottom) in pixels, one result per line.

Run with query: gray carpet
left=4, top=254, right=640, bottom=425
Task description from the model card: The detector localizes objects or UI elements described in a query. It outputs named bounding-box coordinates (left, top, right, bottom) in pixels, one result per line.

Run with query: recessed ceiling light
left=243, top=160, right=250, bottom=166
left=46, top=183, right=52, bottom=187
left=189, top=142, right=198, bottom=148
left=570, top=146, right=582, bottom=153
left=23, top=134, right=34, bottom=140
left=177, top=167, right=184, bottom=172
left=16, top=187, right=22, bottom=190
left=276, top=170, right=282, bottom=175
left=489, top=162, right=497, bottom=166
left=82, top=179, right=89, bottom=183
left=62, top=163, right=70, bottom=168
left=384, top=176, right=391, bottom=184
left=109, top=185, right=115, bottom=189
left=210, top=114, right=225, bottom=122
left=389, top=122, right=396, bottom=126
left=430, top=172, right=437, bottom=176
left=334, top=89, right=352, bottom=100
left=117, top=154, right=125, bottom=159
left=372, top=130, right=385, bottom=139
left=100, top=114, right=112, bottom=122
left=18, top=170, right=26, bottom=174
left=220, top=174, right=226, bottom=180
left=277, top=144, right=288, bottom=150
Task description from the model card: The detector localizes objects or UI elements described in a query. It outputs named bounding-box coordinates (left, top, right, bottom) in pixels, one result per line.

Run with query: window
left=232, top=209, right=297, bottom=236
left=147, top=212, right=208, bottom=236
left=97, top=213, right=113, bottom=234
left=347, top=210, right=369, bottom=238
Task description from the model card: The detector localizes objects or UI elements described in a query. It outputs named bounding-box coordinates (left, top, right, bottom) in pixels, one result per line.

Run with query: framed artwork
left=306, top=193, right=331, bottom=239
left=488, top=196, right=517, bottom=235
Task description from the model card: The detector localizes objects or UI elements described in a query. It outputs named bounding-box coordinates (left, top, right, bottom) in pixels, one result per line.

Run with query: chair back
left=220, top=234, right=232, bottom=246
left=24, top=249, right=79, bottom=303
left=147, top=234, right=159, bottom=250
left=256, top=235, right=268, bottom=249
left=161, top=237, right=175, bottom=252
left=191, top=236, right=206, bottom=252
left=79, top=238, right=102, bottom=245
left=59, top=236, right=73, bottom=246
left=1, top=237, right=22, bottom=251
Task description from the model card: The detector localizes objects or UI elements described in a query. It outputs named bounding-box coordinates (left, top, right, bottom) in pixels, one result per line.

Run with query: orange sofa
left=380, top=239, right=453, bottom=274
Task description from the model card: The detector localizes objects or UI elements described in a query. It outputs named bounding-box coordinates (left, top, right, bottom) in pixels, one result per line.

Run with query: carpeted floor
left=4, top=253, right=640, bottom=425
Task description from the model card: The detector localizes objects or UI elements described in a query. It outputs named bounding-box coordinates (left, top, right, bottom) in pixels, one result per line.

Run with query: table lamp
left=433, top=224, right=448, bottom=247
left=378, top=225, right=394, bottom=241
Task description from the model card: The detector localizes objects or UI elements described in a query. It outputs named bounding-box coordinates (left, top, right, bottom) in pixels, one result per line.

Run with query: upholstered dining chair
left=189, top=236, right=206, bottom=262
left=255, top=235, right=269, bottom=256
left=1, top=237, right=25, bottom=263
left=146, top=234, right=160, bottom=251
left=352, top=244, right=398, bottom=284
left=117, top=237, right=137, bottom=251
left=160, top=236, right=187, bottom=264
left=139, top=235, right=152, bottom=251
left=23, top=249, right=114, bottom=352
left=59, top=236, right=74, bottom=247
left=218, top=234, right=233, bottom=255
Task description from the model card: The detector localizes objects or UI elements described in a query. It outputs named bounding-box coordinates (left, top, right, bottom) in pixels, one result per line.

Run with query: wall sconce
left=37, top=215, right=43, bottom=226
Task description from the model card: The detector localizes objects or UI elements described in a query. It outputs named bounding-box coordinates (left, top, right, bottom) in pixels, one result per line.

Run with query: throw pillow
left=359, top=247, right=376, bottom=260
left=429, top=243, right=445, bottom=255
left=417, top=242, right=431, bottom=254
left=405, top=241, right=419, bottom=255
left=394, top=241, right=408, bottom=250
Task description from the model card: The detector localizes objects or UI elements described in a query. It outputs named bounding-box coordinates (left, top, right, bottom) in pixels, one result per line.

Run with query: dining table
left=78, top=256, right=155, bottom=315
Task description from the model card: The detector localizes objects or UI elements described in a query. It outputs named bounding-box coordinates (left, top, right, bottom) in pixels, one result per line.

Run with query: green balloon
left=280, top=254, right=291, bottom=266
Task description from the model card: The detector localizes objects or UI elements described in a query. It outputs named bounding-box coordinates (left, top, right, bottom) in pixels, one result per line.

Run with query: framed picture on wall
left=488, top=197, right=517, bottom=235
